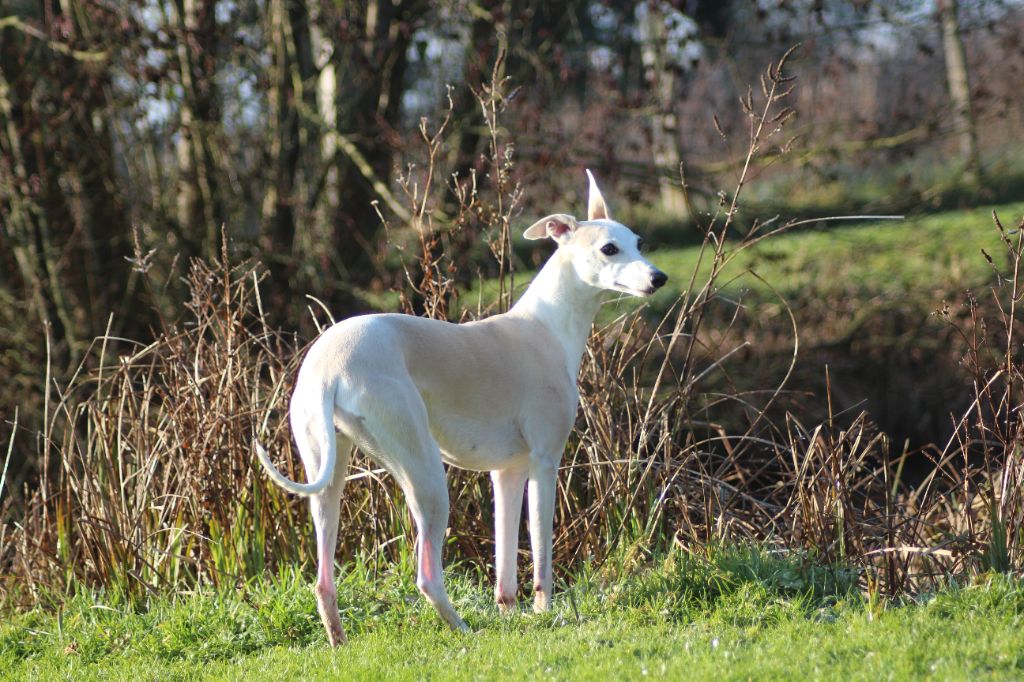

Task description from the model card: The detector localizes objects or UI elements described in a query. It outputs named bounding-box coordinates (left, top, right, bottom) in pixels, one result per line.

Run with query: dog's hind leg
left=294, top=405, right=352, bottom=647
left=405, top=454, right=469, bottom=632
left=310, top=440, right=351, bottom=647
left=345, top=378, right=469, bottom=633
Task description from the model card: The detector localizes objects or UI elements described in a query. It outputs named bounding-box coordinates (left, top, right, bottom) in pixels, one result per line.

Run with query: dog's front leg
left=492, top=467, right=528, bottom=610
left=527, top=456, right=559, bottom=612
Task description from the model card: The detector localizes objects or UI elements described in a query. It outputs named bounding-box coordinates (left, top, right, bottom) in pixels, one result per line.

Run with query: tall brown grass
left=2, top=48, right=1022, bottom=611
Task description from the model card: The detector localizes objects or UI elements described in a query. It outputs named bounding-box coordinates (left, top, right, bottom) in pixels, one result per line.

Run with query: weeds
left=2, top=48, right=1024, bottom=614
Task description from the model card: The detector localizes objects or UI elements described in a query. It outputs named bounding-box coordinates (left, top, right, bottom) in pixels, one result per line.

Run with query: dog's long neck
left=509, top=248, right=602, bottom=378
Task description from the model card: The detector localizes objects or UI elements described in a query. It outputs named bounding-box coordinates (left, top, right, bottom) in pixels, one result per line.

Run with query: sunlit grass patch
left=3, top=548, right=1024, bottom=680
left=456, top=202, right=1024, bottom=321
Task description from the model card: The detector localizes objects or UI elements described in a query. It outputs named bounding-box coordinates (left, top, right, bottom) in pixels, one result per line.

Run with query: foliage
left=3, top=549, right=1024, bottom=680
left=4, top=0, right=1024, bottom=504
left=1, top=54, right=1024, bottom=682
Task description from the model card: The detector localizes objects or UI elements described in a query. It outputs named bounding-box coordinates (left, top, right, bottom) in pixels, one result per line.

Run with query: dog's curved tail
left=255, top=397, right=336, bottom=497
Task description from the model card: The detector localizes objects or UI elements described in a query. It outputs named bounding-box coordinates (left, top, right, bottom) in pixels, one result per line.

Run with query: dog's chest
left=426, top=411, right=529, bottom=471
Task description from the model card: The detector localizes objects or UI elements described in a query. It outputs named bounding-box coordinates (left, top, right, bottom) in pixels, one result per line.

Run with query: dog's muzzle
left=650, top=270, right=668, bottom=289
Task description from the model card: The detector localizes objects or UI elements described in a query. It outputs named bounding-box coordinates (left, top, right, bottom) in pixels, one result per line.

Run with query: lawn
left=4, top=548, right=1024, bottom=680
left=648, top=201, right=1024, bottom=299
left=6, top=204, right=1024, bottom=681
left=456, top=202, right=1024, bottom=318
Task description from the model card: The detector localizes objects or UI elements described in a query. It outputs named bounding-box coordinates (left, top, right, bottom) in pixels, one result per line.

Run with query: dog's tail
left=255, top=399, right=336, bottom=497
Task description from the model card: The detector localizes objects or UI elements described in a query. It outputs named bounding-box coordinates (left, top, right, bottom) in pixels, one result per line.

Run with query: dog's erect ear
left=523, top=214, right=578, bottom=244
left=586, top=169, right=610, bottom=221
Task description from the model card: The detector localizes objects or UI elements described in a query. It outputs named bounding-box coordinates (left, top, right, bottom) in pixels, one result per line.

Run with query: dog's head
left=524, top=170, right=668, bottom=296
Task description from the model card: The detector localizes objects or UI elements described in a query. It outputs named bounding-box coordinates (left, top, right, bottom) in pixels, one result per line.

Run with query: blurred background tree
left=2, top=0, right=1023, bottom=486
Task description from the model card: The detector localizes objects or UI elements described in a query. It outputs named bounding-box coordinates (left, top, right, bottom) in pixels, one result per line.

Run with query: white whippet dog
left=257, top=171, right=667, bottom=646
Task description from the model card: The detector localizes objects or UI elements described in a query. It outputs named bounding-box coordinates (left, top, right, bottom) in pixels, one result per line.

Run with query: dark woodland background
left=2, top=0, right=1024, bottom=490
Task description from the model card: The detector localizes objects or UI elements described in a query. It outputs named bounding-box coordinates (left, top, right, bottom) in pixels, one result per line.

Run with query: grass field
left=6, top=204, right=1024, bottom=681
left=655, top=201, right=1024, bottom=292
left=456, top=202, right=1024, bottom=318
left=4, top=548, right=1024, bottom=680
left=648, top=202, right=1024, bottom=298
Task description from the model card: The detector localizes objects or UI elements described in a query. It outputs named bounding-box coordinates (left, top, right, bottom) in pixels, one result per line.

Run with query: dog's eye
left=600, top=243, right=619, bottom=256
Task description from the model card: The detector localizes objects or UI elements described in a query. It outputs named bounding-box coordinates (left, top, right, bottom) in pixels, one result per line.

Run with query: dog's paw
left=496, top=592, right=518, bottom=614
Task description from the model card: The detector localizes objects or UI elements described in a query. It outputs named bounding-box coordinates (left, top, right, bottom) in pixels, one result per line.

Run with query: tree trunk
left=0, top=2, right=134, bottom=360
left=0, top=58, right=75, bottom=355
left=313, top=3, right=338, bottom=247
left=263, top=0, right=318, bottom=306
left=938, top=0, right=982, bottom=186
left=638, top=2, right=687, bottom=218
left=173, top=0, right=223, bottom=257
left=451, top=9, right=497, bottom=189
left=326, top=0, right=425, bottom=303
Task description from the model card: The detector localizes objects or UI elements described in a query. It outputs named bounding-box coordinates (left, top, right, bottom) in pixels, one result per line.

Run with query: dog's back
left=298, top=312, right=575, bottom=471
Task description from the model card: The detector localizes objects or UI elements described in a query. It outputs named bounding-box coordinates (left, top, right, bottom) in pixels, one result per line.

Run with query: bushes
left=3, top=51, right=1023, bottom=610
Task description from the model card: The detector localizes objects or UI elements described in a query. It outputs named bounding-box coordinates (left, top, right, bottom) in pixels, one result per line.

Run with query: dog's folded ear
left=523, top=214, right=578, bottom=243
left=586, top=169, right=610, bottom=221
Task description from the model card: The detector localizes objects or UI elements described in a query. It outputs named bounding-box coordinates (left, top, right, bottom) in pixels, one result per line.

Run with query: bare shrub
left=4, top=48, right=1024, bottom=611
left=1, top=243, right=303, bottom=604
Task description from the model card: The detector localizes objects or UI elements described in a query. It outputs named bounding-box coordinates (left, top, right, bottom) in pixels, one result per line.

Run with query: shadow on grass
left=595, top=546, right=859, bottom=627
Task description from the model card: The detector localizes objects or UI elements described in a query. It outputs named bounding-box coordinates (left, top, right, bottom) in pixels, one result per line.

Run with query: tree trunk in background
left=173, top=0, right=223, bottom=257
left=0, top=1, right=133, bottom=362
left=938, top=0, right=982, bottom=186
left=638, top=2, right=688, bottom=218
left=263, top=0, right=318, bottom=307
left=451, top=8, right=498, bottom=188
left=61, top=32, right=133, bottom=341
left=327, top=0, right=425, bottom=303
left=314, top=3, right=338, bottom=251
left=311, top=2, right=339, bottom=272
left=0, top=54, right=76, bottom=356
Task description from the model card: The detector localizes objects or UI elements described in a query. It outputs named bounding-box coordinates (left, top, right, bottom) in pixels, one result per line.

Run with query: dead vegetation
left=2, top=49, right=1023, bottom=612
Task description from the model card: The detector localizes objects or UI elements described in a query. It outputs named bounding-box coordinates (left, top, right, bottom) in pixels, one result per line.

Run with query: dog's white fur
left=257, top=171, right=667, bottom=646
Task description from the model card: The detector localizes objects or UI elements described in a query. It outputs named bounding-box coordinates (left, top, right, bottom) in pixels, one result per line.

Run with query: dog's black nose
left=651, top=270, right=668, bottom=289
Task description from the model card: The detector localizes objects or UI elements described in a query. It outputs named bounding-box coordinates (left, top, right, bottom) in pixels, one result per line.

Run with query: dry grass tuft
left=3, top=49, right=1024, bottom=610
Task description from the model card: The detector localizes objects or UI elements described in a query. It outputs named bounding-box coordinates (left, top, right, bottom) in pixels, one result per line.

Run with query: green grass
left=744, top=149, right=1024, bottom=219
left=649, top=201, right=1024, bottom=299
left=455, top=202, right=1024, bottom=320
left=4, top=548, right=1024, bottom=680
left=365, top=202, right=1024, bottom=319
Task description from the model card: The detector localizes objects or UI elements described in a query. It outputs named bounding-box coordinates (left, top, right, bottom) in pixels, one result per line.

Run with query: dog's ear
left=523, top=214, right=578, bottom=244
left=586, top=169, right=610, bottom=221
